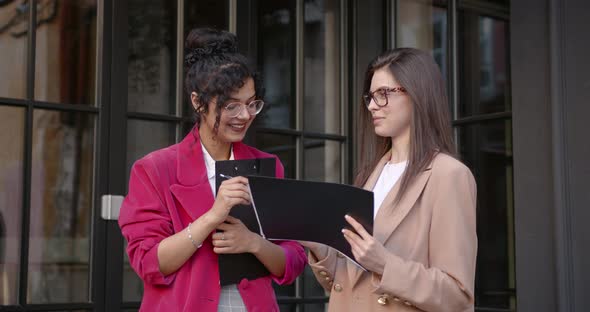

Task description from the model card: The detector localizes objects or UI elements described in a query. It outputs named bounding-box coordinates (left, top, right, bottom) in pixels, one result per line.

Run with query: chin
left=220, top=128, right=249, bottom=143
left=374, top=126, right=392, bottom=138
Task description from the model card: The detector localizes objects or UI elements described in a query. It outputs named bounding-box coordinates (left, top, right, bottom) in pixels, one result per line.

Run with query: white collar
left=201, top=144, right=234, bottom=180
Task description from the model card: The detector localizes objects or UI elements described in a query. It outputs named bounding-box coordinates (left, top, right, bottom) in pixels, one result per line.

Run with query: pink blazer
left=118, top=130, right=307, bottom=312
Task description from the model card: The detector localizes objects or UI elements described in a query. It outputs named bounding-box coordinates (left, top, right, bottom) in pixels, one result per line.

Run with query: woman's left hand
left=342, top=215, right=388, bottom=275
left=212, top=216, right=262, bottom=254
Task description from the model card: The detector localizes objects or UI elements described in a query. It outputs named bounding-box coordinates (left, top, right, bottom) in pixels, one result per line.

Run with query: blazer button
left=404, top=300, right=413, bottom=307
left=377, top=294, right=389, bottom=305
left=319, top=270, right=328, bottom=276
left=333, top=283, right=343, bottom=292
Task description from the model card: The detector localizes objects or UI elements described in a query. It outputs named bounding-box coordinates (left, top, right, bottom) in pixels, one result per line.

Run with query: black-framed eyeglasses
left=223, top=99, right=265, bottom=118
left=362, top=87, right=407, bottom=108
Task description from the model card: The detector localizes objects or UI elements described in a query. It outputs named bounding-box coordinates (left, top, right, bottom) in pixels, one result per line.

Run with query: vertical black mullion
left=18, top=0, right=36, bottom=306
left=346, top=0, right=356, bottom=185
left=92, top=0, right=113, bottom=310
left=104, top=0, right=128, bottom=310
left=449, top=0, right=459, bottom=146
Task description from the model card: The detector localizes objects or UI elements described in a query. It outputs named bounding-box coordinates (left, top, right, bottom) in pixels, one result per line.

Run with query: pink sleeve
left=118, top=159, right=176, bottom=286
left=271, top=240, right=308, bottom=285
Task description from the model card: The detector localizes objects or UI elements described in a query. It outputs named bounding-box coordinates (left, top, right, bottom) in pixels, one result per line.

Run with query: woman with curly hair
left=119, top=28, right=306, bottom=312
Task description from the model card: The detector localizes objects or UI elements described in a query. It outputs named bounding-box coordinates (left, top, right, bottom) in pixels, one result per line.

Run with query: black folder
left=247, top=176, right=374, bottom=269
left=215, top=158, right=276, bottom=286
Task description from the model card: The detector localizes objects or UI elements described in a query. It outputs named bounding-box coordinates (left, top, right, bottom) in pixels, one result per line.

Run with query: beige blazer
left=308, top=152, right=477, bottom=312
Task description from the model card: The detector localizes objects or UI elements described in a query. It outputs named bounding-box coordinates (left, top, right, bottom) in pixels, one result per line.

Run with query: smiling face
left=367, top=67, right=412, bottom=140
left=196, top=77, right=257, bottom=144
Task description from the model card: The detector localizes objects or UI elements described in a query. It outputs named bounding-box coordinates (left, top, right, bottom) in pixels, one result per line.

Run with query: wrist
left=249, top=233, right=263, bottom=254
left=201, top=210, right=223, bottom=228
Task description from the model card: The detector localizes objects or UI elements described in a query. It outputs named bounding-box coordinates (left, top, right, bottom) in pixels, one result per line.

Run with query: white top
left=200, top=144, right=245, bottom=310
left=201, top=144, right=234, bottom=196
left=372, top=161, right=407, bottom=218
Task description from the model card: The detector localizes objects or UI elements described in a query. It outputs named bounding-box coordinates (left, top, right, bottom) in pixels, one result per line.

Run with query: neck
left=390, top=130, right=410, bottom=164
left=199, top=127, right=231, bottom=161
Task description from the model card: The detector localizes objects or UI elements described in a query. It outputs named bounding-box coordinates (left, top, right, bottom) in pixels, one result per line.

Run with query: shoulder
left=429, top=153, right=475, bottom=183
left=132, top=143, right=179, bottom=174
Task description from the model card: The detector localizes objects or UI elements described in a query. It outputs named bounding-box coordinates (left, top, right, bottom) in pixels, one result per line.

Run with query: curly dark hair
left=184, top=28, right=264, bottom=133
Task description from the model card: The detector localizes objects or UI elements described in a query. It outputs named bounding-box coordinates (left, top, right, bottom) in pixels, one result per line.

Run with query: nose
left=367, top=98, right=380, bottom=111
left=236, top=105, right=251, bottom=120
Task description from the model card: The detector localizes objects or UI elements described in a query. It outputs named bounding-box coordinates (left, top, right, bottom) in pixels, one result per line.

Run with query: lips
left=372, top=117, right=384, bottom=124
left=228, top=123, right=247, bottom=132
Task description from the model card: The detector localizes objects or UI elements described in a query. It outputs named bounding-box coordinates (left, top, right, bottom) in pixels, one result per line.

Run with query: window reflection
left=34, top=0, right=98, bottom=106
left=128, top=0, right=177, bottom=115
left=459, top=13, right=509, bottom=116
left=304, top=139, right=341, bottom=183
left=0, top=106, right=25, bottom=305
left=459, top=120, right=515, bottom=310
left=254, top=0, right=296, bottom=130
left=28, top=109, right=95, bottom=303
left=397, top=0, right=448, bottom=80
left=303, top=0, right=341, bottom=134
left=0, top=1, right=27, bottom=99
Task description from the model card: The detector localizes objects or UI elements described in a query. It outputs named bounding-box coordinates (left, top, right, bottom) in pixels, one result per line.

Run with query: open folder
left=246, top=176, right=374, bottom=269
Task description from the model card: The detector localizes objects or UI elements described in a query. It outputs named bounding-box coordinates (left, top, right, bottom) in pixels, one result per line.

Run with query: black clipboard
left=247, top=176, right=374, bottom=269
left=215, top=158, right=276, bottom=286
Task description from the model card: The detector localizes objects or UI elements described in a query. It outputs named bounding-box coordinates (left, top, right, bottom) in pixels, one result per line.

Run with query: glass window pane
left=255, top=0, right=296, bottom=129
left=0, top=106, right=25, bottom=305
left=304, top=139, right=341, bottom=183
left=303, top=0, right=341, bottom=134
left=34, top=0, right=98, bottom=106
left=124, top=119, right=176, bottom=302
left=254, top=133, right=296, bottom=179
left=397, top=0, right=448, bottom=81
left=0, top=3, right=27, bottom=99
left=128, top=0, right=177, bottom=115
left=458, top=119, right=515, bottom=309
left=181, top=0, right=229, bottom=118
left=459, top=12, right=510, bottom=117
left=28, top=109, right=95, bottom=303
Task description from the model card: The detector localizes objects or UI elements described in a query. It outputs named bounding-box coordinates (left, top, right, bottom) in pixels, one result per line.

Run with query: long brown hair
left=354, top=48, right=455, bottom=204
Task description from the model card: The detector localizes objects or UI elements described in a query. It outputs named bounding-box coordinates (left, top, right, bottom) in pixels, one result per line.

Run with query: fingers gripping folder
left=215, top=158, right=374, bottom=285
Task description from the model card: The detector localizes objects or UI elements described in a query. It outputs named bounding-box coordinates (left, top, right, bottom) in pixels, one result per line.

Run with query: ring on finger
left=221, top=233, right=225, bottom=241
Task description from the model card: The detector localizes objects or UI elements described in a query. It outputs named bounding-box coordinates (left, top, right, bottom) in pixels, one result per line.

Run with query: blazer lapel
left=169, top=132, right=259, bottom=222
left=349, top=151, right=433, bottom=288
left=170, top=130, right=215, bottom=222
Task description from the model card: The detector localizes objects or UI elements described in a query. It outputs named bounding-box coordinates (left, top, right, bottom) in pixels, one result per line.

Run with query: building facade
left=0, top=0, right=588, bottom=311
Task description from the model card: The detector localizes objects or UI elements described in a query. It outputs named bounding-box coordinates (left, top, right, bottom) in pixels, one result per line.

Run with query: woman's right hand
left=207, top=176, right=250, bottom=224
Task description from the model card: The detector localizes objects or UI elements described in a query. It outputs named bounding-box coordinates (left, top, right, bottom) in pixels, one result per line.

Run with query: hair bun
left=184, top=28, right=238, bottom=67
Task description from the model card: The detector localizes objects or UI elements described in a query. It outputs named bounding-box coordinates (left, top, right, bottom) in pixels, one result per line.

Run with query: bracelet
left=186, top=222, right=202, bottom=249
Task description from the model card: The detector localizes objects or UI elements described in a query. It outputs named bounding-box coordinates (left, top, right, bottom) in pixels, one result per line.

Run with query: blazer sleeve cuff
left=139, top=240, right=177, bottom=286
left=271, top=241, right=307, bottom=285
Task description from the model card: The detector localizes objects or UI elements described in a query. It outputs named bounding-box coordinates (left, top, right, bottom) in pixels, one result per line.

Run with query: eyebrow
left=370, top=86, right=401, bottom=92
left=229, top=94, right=256, bottom=102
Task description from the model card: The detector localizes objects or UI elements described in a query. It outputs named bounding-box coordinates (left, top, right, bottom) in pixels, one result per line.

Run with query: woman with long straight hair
left=306, top=48, right=477, bottom=312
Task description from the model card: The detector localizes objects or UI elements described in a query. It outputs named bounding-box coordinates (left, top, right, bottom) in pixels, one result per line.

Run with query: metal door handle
left=101, top=194, right=124, bottom=220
